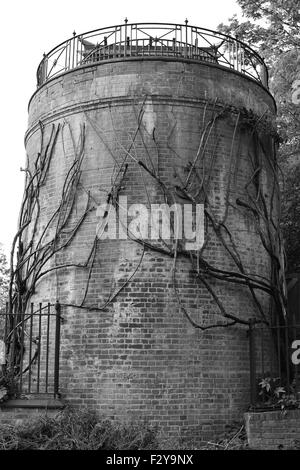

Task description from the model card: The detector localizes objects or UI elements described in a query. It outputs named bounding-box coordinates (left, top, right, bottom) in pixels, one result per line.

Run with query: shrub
left=0, top=407, right=159, bottom=450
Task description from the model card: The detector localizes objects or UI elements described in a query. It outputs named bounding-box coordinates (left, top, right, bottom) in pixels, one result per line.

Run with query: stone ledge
left=1, top=399, right=65, bottom=409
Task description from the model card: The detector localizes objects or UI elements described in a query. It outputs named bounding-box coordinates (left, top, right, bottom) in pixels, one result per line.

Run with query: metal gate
left=249, top=320, right=300, bottom=407
left=0, top=301, right=62, bottom=399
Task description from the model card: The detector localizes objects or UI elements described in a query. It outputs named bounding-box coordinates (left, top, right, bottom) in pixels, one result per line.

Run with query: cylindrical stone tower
left=17, top=23, right=281, bottom=441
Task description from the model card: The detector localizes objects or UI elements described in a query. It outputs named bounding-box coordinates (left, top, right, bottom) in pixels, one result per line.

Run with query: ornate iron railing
left=36, top=21, right=268, bottom=88
left=0, top=302, right=62, bottom=399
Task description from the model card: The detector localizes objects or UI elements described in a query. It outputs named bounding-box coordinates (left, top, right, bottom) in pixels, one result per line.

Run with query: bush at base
left=0, top=407, right=159, bottom=450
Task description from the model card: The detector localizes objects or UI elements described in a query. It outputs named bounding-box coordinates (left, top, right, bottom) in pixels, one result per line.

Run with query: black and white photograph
left=0, top=0, right=299, bottom=456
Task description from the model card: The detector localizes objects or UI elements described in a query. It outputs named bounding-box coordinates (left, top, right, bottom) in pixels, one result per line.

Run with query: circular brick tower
left=19, top=22, right=280, bottom=441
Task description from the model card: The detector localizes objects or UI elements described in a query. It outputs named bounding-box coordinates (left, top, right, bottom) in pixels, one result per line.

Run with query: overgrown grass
left=0, top=408, right=159, bottom=450
left=0, top=409, right=249, bottom=450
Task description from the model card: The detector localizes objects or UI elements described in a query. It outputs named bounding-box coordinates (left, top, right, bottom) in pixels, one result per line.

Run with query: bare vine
left=5, top=96, right=287, bottom=381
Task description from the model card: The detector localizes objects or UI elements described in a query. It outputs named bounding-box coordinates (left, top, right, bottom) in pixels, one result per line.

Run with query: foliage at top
left=219, top=0, right=300, bottom=271
left=219, top=0, right=300, bottom=57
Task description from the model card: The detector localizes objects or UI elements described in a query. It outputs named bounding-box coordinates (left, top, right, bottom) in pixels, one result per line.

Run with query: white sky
left=0, top=0, right=241, bottom=258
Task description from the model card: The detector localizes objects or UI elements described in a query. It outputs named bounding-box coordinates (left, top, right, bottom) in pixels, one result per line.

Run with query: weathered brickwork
left=245, top=410, right=300, bottom=449
left=20, top=59, right=277, bottom=441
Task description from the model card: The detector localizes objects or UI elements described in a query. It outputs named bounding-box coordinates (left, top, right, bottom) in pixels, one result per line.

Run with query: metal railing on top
left=36, top=21, right=268, bottom=88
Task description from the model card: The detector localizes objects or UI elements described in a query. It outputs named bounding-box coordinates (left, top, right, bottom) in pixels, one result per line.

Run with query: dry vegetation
left=0, top=408, right=248, bottom=450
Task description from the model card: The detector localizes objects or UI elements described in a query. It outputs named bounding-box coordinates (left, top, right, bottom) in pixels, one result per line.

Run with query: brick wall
left=15, top=58, right=278, bottom=441
left=245, top=410, right=300, bottom=449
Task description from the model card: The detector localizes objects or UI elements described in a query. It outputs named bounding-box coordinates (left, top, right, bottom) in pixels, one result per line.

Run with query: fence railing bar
left=284, top=324, right=291, bottom=391
left=45, top=302, right=50, bottom=393
left=276, top=315, right=282, bottom=383
left=10, top=309, right=17, bottom=371
left=261, top=328, right=264, bottom=377
left=37, top=303, right=42, bottom=393
left=292, top=309, right=299, bottom=395
left=28, top=303, right=33, bottom=393
left=54, top=301, right=61, bottom=398
left=249, top=319, right=256, bottom=406
left=4, top=302, right=8, bottom=343
left=19, top=309, right=25, bottom=393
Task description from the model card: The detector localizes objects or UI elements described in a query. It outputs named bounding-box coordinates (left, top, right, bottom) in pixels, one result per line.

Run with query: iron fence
left=249, top=320, right=300, bottom=408
left=36, top=21, right=268, bottom=88
left=0, top=302, right=62, bottom=399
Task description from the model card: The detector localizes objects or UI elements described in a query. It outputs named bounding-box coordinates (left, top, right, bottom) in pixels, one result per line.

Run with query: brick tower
left=9, top=22, right=283, bottom=441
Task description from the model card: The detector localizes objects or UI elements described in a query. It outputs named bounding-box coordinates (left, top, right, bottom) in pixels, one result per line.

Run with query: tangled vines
left=5, top=96, right=287, bottom=377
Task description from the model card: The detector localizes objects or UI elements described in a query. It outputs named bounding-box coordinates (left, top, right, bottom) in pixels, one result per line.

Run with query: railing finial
left=73, top=30, right=76, bottom=37
left=124, top=17, right=128, bottom=24
left=185, top=18, right=189, bottom=25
